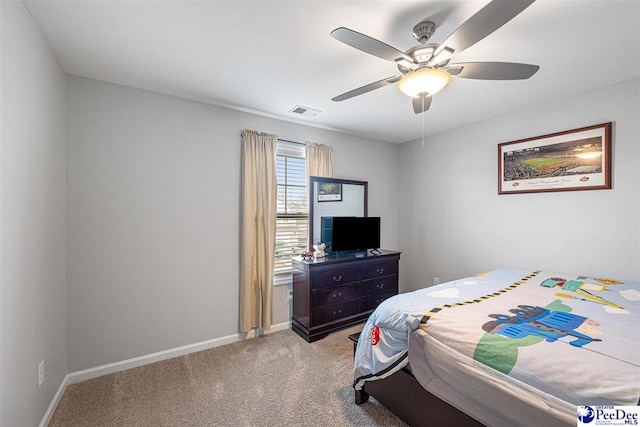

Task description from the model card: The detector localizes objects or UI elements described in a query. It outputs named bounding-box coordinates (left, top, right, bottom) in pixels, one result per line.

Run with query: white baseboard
left=39, top=373, right=70, bottom=427
left=66, top=321, right=291, bottom=385
left=39, top=321, right=291, bottom=427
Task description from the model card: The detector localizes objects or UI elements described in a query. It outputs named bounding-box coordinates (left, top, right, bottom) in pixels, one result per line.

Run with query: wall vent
left=289, top=105, right=321, bottom=117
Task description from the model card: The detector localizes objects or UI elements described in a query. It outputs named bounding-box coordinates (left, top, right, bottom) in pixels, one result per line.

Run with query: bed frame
left=349, top=333, right=484, bottom=427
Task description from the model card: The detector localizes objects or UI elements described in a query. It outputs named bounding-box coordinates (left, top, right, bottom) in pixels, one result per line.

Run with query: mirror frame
left=308, top=176, right=368, bottom=251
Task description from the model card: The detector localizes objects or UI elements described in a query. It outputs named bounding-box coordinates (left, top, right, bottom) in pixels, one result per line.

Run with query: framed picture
left=498, top=122, right=612, bottom=194
left=317, top=182, right=342, bottom=202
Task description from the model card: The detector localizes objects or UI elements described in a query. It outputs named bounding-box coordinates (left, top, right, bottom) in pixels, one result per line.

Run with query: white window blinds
left=274, top=141, right=308, bottom=276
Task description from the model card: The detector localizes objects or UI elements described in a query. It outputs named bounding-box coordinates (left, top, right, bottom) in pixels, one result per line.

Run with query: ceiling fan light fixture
left=397, top=67, right=451, bottom=98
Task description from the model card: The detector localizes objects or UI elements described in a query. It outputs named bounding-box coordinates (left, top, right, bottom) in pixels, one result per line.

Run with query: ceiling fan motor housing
left=397, top=44, right=441, bottom=73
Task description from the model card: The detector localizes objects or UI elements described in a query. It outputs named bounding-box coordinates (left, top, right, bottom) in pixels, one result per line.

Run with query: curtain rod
left=239, top=132, right=304, bottom=146
left=240, top=133, right=318, bottom=147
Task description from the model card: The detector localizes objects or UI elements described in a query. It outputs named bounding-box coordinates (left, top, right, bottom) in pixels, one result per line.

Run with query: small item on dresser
left=313, top=243, right=326, bottom=258
left=301, top=251, right=314, bottom=260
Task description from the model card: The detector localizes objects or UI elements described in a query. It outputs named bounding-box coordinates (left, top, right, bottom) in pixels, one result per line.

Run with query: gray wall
left=66, top=76, right=400, bottom=372
left=1, top=1, right=68, bottom=426
left=399, top=78, right=640, bottom=292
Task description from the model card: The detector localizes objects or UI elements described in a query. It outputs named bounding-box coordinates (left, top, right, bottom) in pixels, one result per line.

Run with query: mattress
left=353, top=268, right=640, bottom=425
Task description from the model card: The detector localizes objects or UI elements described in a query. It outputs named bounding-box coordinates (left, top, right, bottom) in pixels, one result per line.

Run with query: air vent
left=289, top=105, right=321, bottom=117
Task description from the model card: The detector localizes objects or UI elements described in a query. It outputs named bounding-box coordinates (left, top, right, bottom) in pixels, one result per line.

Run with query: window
left=274, top=141, right=307, bottom=279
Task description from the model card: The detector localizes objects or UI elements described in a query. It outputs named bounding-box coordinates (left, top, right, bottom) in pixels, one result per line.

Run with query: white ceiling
left=23, top=0, right=640, bottom=144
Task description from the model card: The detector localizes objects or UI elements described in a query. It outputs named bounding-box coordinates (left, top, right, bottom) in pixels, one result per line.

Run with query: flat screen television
left=330, top=217, right=380, bottom=252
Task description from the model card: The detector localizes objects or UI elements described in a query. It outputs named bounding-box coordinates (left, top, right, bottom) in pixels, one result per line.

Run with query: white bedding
left=353, top=268, right=640, bottom=425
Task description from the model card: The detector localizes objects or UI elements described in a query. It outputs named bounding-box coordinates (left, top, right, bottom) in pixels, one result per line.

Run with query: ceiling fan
left=330, top=0, right=540, bottom=114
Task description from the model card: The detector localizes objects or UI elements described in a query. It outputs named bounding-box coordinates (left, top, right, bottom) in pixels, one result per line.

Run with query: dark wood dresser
left=291, top=249, right=401, bottom=342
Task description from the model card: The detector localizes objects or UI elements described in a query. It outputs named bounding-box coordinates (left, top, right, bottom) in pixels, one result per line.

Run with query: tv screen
left=330, top=217, right=380, bottom=252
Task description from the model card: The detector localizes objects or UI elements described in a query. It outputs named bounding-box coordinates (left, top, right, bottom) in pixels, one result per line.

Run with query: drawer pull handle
left=333, top=275, right=343, bottom=282
left=332, top=309, right=343, bottom=315
left=377, top=283, right=385, bottom=290
left=376, top=268, right=385, bottom=274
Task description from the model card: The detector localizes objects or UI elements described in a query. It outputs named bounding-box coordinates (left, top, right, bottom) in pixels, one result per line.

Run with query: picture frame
left=317, top=182, right=342, bottom=202
left=498, top=122, right=612, bottom=195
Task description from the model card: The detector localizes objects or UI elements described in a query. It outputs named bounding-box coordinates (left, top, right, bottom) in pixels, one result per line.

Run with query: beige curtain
left=240, top=129, right=278, bottom=333
left=305, top=142, right=334, bottom=178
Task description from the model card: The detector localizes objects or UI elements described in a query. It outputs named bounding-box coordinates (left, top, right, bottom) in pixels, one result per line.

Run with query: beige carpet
left=49, top=326, right=406, bottom=426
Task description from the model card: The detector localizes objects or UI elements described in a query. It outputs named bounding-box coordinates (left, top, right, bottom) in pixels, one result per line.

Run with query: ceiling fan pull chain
left=421, top=96, right=425, bottom=148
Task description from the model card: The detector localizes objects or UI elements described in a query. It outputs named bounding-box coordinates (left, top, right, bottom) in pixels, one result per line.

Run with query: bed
left=353, top=268, right=640, bottom=426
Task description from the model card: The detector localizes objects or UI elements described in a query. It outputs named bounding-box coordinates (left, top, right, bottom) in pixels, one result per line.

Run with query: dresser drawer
left=312, top=283, right=360, bottom=307
left=310, top=267, right=359, bottom=290
left=312, top=301, right=359, bottom=324
left=361, top=260, right=398, bottom=280
left=360, top=291, right=397, bottom=312
left=360, top=275, right=398, bottom=296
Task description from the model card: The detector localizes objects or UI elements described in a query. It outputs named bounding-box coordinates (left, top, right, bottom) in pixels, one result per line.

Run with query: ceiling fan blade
left=447, top=62, right=539, bottom=80
left=412, top=96, right=432, bottom=114
left=331, top=27, right=415, bottom=64
left=434, top=0, right=536, bottom=58
left=332, top=76, right=402, bottom=102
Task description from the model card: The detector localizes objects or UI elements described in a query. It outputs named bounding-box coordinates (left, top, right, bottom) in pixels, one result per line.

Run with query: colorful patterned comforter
left=353, top=268, right=640, bottom=407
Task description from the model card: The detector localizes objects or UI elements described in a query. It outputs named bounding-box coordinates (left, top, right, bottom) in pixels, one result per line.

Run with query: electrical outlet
left=433, top=277, right=439, bottom=285
left=287, top=289, right=293, bottom=301
left=38, top=360, right=44, bottom=388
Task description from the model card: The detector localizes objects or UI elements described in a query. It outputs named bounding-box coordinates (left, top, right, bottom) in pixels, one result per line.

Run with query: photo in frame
left=317, top=182, right=342, bottom=202
left=498, top=122, right=612, bottom=194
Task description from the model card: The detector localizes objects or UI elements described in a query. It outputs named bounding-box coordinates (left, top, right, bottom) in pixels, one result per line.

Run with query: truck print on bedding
left=482, top=304, right=602, bottom=347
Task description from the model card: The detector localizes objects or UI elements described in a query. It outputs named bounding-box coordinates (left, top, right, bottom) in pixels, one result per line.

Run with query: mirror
left=309, top=176, right=368, bottom=250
